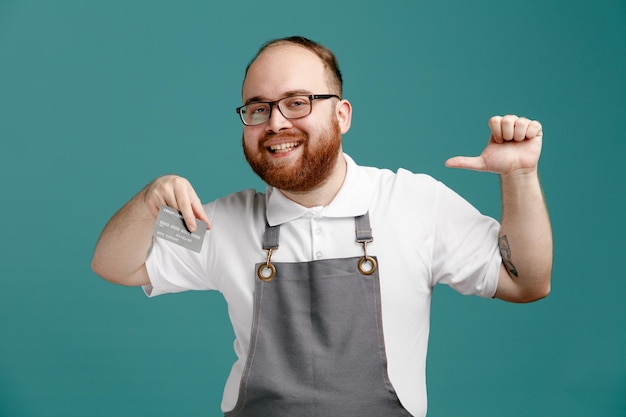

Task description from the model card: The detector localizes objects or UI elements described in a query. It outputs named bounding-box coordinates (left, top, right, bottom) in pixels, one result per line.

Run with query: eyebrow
left=244, top=89, right=313, bottom=106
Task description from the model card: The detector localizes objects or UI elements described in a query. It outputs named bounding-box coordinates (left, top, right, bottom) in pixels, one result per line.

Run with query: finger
left=145, top=176, right=178, bottom=215
left=161, top=176, right=196, bottom=232
left=526, top=120, right=543, bottom=139
left=501, top=114, right=518, bottom=141
left=513, top=117, right=531, bottom=142
left=174, top=193, right=198, bottom=233
left=174, top=180, right=206, bottom=233
left=488, top=116, right=504, bottom=143
left=190, top=198, right=211, bottom=230
left=179, top=181, right=210, bottom=231
left=445, top=156, right=487, bottom=172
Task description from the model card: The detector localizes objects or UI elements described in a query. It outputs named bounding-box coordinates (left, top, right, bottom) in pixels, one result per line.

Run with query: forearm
left=92, top=186, right=155, bottom=286
left=496, top=170, right=553, bottom=301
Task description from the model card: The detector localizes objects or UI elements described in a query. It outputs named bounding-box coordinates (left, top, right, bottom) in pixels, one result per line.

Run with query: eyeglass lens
left=241, top=96, right=312, bottom=126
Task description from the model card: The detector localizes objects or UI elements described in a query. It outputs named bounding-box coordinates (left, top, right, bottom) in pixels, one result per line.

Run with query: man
left=92, top=36, right=552, bottom=417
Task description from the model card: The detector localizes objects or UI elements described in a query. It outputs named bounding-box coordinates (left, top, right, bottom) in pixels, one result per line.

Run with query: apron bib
left=225, top=213, right=412, bottom=417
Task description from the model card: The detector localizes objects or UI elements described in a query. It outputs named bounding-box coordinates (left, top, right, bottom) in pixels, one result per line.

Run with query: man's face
left=241, top=44, right=347, bottom=192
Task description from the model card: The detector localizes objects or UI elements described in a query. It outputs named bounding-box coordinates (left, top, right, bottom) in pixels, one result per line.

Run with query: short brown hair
left=244, top=36, right=343, bottom=96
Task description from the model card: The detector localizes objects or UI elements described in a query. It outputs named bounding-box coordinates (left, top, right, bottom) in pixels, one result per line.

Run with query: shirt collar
left=265, top=153, right=373, bottom=226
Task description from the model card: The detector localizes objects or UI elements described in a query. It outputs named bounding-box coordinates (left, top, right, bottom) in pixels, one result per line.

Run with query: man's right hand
left=143, top=175, right=211, bottom=232
left=92, top=175, right=207, bottom=286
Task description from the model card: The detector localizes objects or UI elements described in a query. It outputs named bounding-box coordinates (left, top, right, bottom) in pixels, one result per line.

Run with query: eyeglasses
left=236, top=94, right=340, bottom=126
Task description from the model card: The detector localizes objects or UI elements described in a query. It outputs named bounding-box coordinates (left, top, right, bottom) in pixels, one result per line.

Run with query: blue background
left=1, top=0, right=625, bottom=415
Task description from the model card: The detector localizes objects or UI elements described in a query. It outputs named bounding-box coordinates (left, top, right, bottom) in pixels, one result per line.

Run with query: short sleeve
left=143, top=229, right=216, bottom=297
left=430, top=181, right=501, bottom=298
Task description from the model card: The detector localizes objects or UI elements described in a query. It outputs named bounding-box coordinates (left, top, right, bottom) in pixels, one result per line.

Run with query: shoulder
left=208, top=189, right=265, bottom=210
left=357, top=163, right=444, bottom=197
left=205, top=189, right=267, bottom=225
left=354, top=162, right=475, bottom=224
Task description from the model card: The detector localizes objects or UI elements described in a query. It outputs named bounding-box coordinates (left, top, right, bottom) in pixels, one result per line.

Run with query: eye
left=284, top=97, right=309, bottom=108
left=247, top=103, right=269, bottom=115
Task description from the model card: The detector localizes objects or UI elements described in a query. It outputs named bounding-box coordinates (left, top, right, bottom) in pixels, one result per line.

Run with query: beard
left=243, top=118, right=342, bottom=192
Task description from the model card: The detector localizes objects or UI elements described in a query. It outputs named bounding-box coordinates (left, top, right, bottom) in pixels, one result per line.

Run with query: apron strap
left=260, top=212, right=376, bottom=278
left=259, top=223, right=280, bottom=281
left=262, top=224, right=280, bottom=250
left=355, top=212, right=377, bottom=275
left=355, top=212, right=373, bottom=243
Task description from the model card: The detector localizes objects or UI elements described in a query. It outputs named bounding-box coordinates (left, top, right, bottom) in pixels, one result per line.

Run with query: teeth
left=269, top=141, right=299, bottom=153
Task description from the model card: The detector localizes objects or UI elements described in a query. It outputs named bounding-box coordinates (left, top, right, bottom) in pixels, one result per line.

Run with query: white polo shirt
left=145, top=153, right=501, bottom=417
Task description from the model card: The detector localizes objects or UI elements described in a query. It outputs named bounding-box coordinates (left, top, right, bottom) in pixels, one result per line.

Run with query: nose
left=265, top=104, right=293, bottom=133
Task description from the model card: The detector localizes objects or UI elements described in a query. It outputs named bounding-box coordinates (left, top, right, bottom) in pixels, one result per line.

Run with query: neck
left=280, top=153, right=347, bottom=208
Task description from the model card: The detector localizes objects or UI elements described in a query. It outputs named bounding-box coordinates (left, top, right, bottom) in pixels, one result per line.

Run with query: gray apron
left=225, top=213, right=412, bottom=417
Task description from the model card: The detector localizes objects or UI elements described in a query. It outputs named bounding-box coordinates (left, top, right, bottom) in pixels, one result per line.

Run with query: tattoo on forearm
left=498, top=235, right=519, bottom=277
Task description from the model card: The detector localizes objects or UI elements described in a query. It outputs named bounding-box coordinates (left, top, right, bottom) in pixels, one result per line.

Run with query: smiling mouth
left=267, top=141, right=302, bottom=154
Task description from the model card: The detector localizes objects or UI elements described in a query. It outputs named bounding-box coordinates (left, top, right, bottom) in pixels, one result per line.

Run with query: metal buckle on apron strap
left=257, top=213, right=378, bottom=281
left=357, top=240, right=377, bottom=276
left=258, top=223, right=280, bottom=281
left=257, top=247, right=277, bottom=282
left=355, top=212, right=377, bottom=276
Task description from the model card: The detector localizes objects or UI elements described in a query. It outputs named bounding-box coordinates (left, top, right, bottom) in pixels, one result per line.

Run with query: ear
left=335, top=99, right=352, bottom=134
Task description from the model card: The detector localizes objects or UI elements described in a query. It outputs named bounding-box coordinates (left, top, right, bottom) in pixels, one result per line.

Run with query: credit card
left=153, top=205, right=207, bottom=253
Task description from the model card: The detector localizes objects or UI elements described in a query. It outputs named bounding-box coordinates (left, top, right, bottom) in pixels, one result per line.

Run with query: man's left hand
left=445, top=115, right=543, bottom=176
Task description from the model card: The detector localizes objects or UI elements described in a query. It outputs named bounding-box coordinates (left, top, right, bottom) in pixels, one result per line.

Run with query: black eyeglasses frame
left=235, top=94, right=340, bottom=126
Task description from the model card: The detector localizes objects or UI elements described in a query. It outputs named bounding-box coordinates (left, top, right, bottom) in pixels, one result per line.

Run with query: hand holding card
left=142, top=174, right=209, bottom=233
left=153, top=205, right=208, bottom=253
